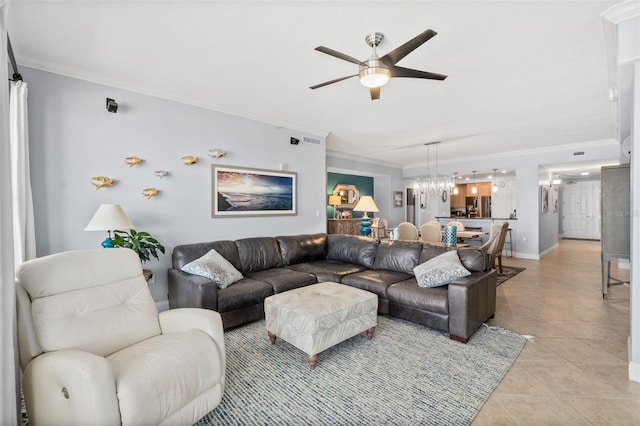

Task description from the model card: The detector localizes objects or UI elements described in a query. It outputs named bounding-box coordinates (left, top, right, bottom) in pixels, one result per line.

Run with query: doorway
left=406, top=188, right=415, bottom=225
left=562, top=180, right=601, bottom=240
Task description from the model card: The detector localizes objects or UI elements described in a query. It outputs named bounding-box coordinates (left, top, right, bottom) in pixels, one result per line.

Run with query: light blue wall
left=24, top=67, right=327, bottom=308
left=538, top=186, right=560, bottom=254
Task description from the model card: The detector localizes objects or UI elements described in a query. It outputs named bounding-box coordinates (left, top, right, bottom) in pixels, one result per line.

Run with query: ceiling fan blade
left=380, top=29, right=437, bottom=65
left=370, top=87, right=380, bottom=100
left=314, top=46, right=362, bottom=65
left=390, top=66, right=447, bottom=80
left=309, top=74, right=357, bottom=90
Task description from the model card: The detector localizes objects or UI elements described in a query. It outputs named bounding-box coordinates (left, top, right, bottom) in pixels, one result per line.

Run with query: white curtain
left=10, top=80, right=36, bottom=268
left=1, top=1, right=19, bottom=424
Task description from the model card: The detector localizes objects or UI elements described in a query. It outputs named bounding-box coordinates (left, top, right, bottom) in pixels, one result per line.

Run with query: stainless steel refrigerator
left=480, top=196, right=491, bottom=218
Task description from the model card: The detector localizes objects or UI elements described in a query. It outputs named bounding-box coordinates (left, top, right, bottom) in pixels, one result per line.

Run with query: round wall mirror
left=332, top=184, right=360, bottom=210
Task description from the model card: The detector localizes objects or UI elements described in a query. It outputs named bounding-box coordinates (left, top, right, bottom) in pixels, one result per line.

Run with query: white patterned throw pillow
left=413, top=250, right=471, bottom=288
left=181, top=249, right=243, bottom=288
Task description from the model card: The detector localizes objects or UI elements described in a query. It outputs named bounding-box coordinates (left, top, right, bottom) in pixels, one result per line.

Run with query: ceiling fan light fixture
left=359, top=60, right=390, bottom=88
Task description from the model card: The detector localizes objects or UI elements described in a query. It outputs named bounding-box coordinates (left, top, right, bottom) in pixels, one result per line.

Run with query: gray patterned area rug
left=496, top=266, right=526, bottom=286
left=196, top=316, right=526, bottom=426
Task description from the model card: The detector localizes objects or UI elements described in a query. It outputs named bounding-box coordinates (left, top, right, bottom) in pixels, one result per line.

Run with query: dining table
left=456, top=230, right=488, bottom=240
left=440, top=229, right=488, bottom=245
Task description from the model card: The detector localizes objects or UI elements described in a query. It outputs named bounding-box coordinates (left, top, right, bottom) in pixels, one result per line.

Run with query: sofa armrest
left=22, top=349, right=120, bottom=425
left=159, top=308, right=226, bottom=367
left=447, top=270, right=497, bottom=342
left=168, top=269, right=220, bottom=311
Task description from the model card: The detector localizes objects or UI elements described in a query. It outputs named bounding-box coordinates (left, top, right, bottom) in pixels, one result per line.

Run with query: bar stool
left=503, top=228, right=513, bottom=257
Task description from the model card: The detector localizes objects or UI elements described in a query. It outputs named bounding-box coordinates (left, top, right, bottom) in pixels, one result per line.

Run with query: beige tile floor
left=473, top=238, right=640, bottom=425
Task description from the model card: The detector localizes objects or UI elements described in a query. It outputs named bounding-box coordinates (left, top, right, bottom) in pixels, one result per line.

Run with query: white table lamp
left=85, top=204, right=135, bottom=248
left=329, top=195, right=342, bottom=219
left=353, top=196, right=379, bottom=237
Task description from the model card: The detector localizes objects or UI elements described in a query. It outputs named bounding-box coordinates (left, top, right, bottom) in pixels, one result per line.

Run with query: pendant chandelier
left=417, top=141, right=454, bottom=195
left=492, top=168, right=498, bottom=193
left=471, top=170, right=478, bottom=195
left=451, top=172, right=459, bottom=195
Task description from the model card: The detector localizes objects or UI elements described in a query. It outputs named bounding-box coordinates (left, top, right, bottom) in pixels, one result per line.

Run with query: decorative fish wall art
left=142, top=188, right=160, bottom=199
left=125, top=156, right=144, bottom=167
left=182, top=155, right=198, bottom=165
left=208, top=148, right=227, bottom=159
left=91, top=176, right=116, bottom=189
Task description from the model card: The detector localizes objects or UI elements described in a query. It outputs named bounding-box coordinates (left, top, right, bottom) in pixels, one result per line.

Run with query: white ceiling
left=7, top=0, right=623, bottom=174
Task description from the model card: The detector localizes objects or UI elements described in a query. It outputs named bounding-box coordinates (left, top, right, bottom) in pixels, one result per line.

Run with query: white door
left=562, top=180, right=600, bottom=239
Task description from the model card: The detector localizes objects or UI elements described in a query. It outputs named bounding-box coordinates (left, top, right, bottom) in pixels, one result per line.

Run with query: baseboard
left=540, top=243, right=559, bottom=259
left=513, top=252, right=540, bottom=260
left=629, top=361, right=640, bottom=383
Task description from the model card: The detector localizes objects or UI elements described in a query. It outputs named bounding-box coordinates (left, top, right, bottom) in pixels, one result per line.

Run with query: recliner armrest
left=159, top=308, right=226, bottom=369
left=22, top=349, right=120, bottom=425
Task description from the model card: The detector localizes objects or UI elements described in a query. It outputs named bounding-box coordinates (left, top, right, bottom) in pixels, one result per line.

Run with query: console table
left=328, top=219, right=361, bottom=235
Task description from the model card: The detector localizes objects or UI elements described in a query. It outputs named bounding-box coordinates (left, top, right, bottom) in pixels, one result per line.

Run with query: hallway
left=474, top=239, right=639, bottom=424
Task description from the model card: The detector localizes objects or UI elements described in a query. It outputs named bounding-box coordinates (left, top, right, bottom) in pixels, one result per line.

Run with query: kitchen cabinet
left=466, top=182, right=491, bottom=197
left=479, top=182, right=492, bottom=196
left=451, top=185, right=466, bottom=208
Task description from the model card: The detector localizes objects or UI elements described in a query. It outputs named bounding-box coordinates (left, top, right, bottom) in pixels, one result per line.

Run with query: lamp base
left=101, top=237, right=115, bottom=248
left=359, top=215, right=372, bottom=237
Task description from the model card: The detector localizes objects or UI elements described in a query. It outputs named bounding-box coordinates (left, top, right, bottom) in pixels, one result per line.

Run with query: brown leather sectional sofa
left=168, top=233, right=497, bottom=342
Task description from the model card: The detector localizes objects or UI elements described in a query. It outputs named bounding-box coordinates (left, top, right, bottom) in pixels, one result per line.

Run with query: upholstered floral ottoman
left=264, top=282, right=377, bottom=369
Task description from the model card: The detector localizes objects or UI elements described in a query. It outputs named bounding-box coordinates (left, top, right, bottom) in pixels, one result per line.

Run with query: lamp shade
left=328, top=195, right=342, bottom=206
left=353, top=196, right=379, bottom=213
left=85, top=204, right=134, bottom=231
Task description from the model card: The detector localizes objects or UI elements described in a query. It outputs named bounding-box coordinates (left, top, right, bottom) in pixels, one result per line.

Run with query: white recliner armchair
left=16, top=248, right=226, bottom=425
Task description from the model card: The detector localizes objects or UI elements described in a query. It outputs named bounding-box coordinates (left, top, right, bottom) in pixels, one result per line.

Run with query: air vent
left=573, top=151, right=585, bottom=156
left=302, top=136, right=321, bottom=145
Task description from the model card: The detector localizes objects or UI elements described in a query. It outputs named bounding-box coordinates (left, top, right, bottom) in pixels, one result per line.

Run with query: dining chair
left=395, top=222, right=419, bottom=240
left=419, top=223, right=442, bottom=243
left=480, top=221, right=509, bottom=272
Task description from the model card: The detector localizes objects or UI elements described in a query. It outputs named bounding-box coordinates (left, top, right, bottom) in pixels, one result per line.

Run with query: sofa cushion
left=340, top=269, right=412, bottom=299
left=373, top=240, right=423, bottom=274
left=216, top=278, right=274, bottom=312
left=326, top=234, right=379, bottom=268
left=180, top=249, right=243, bottom=289
left=247, top=268, right=317, bottom=293
left=276, top=234, right=327, bottom=266
left=418, top=243, right=449, bottom=264
left=287, top=260, right=367, bottom=283
left=235, top=237, right=284, bottom=274
left=172, top=240, right=241, bottom=271
left=387, top=279, right=449, bottom=315
left=414, top=250, right=471, bottom=288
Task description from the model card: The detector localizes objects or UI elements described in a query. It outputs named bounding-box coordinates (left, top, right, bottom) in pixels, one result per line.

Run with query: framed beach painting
left=212, top=165, right=297, bottom=217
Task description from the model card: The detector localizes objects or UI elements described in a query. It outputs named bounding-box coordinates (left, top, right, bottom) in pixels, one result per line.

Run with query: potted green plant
left=111, top=229, right=165, bottom=263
